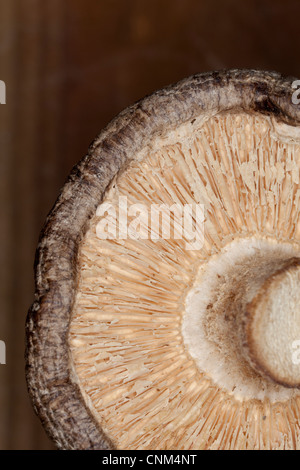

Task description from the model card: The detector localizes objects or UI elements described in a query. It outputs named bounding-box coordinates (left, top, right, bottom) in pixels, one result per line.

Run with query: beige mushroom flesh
left=26, top=70, right=300, bottom=450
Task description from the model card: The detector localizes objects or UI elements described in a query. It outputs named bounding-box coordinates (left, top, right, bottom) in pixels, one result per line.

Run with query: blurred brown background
left=0, top=0, right=299, bottom=450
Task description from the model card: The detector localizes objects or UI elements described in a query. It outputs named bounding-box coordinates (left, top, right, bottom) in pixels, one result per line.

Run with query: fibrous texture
left=26, top=70, right=300, bottom=450
left=69, top=112, right=300, bottom=450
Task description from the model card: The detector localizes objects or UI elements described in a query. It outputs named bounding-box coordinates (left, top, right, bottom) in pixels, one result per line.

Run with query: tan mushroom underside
left=69, top=112, right=300, bottom=450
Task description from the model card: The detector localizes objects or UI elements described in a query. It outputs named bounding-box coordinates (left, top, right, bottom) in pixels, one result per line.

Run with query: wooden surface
left=0, top=0, right=300, bottom=450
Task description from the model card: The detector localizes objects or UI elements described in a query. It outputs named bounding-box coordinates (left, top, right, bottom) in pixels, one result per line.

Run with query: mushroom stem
left=242, top=258, right=300, bottom=388
left=183, top=238, right=300, bottom=400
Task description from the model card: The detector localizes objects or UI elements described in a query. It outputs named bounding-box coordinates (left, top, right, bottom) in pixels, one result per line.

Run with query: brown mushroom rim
left=70, top=114, right=300, bottom=450
left=26, top=70, right=300, bottom=450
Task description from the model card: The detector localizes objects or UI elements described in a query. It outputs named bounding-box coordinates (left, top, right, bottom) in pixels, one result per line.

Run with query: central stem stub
left=182, top=237, right=300, bottom=402
left=243, top=258, right=300, bottom=388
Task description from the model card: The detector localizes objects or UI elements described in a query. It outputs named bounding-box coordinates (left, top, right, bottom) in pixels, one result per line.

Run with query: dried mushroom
left=26, top=70, right=300, bottom=449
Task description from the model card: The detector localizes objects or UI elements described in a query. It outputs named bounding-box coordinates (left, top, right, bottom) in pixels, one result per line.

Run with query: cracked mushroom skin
left=26, top=70, right=300, bottom=450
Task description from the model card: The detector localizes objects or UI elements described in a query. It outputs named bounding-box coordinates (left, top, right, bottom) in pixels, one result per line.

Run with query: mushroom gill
left=69, top=112, right=300, bottom=450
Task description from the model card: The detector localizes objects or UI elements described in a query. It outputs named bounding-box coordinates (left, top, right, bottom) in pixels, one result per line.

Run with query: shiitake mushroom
left=26, top=69, right=300, bottom=450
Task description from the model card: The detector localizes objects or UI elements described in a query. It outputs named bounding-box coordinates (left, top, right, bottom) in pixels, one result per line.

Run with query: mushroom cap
left=26, top=69, right=300, bottom=450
